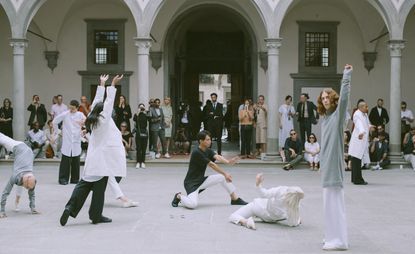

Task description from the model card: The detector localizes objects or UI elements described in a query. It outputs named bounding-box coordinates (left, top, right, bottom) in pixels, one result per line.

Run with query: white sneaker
left=141, top=162, right=146, bottom=169
left=136, top=163, right=140, bottom=169
left=122, top=200, right=139, bottom=208
left=155, top=153, right=161, bottom=159
left=322, top=245, right=348, bottom=251
left=245, top=217, right=256, bottom=230
left=371, top=165, right=379, bottom=171
left=164, top=153, right=171, bottom=158
left=378, top=166, right=383, bottom=170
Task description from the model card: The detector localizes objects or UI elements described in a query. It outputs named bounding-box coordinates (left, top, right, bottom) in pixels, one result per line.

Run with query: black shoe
left=59, top=181, right=68, bottom=185
left=70, top=180, right=79, bottom=184
left=60, top=208, right=70, bottom=226
left=171, top=192, right=181, bottom=207
left=282, top=164, right=291, bottom=171
left=92, top=216, right=112, bottom=224
left=231, top=198, right=248, bottom=205
left=354, top=181, right=368, bottom=185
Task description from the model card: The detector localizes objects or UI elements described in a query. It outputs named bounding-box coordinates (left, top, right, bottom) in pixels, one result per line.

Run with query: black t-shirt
left=184, top=147, right=216, bottom=194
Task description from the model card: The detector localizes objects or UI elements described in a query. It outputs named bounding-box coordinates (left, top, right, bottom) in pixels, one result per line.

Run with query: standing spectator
left=133, top=103, right=148, bottom=169
left=114, top=95, right=132, bottom=131
left=120, top=121, right=133, bottom=159
left=369, top=98, right=389, bottom=127
left=26, top=122, right=46, bottom=159
left=205, top=93, right=224, bottom=155
left=223, top=100, right=233, bottom=142
left=0, top=98, right=13, bottom=138
left=53, top=100, right=86, bottom=185
left=239, top=99, right=255, bottom=159
left=148, top=98, right=168, bottom=159
left=147, top=98, right=155, bottom=151
left=370, top=132, right=390, bottom=170
left=161, top=97, right=173, bottom=157
left=254, top=95, right=267, bottom=158
left=304, top=133, right=320, bottom=170
left=48, top=96, right=58, bottom=119
left=279, top=96, right=296, bottom=162
left=50, top=95, right=68, bottom=121
left=27, top=95, right=47, bottom=129
left=45, top=120, right=61, bottom=159
left=296, top=93, right=319, bottom=145
left=174, top=126, right=190, bottom=155
left=349, top=101, right=370, bottom=185
left=403, top=126, right=415, bottom=170
left=282, top=130, right=303, bottom=170
left=203, top=100, right=212, bottom=132
left=79, top=96, right=91, bottom=117
left=401, top=101, right=414, bottom=148
left=178, top=101, right=192, bottom=152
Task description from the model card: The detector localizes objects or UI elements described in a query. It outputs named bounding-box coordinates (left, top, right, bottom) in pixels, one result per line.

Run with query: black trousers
left=151, top=129, right=166, bottom=154
left=209, top=123, right=222, bottom=155
left=299, top=118, right=312, bottom=144
left=351, top=156, right=365, bottom=183
left=65, top=177, right=108, bottom=222
left=240, top=125, right=253, bottom=156
left=136, top=136, right=148, bottom=163
left=59, top=154, right=80, bottom=184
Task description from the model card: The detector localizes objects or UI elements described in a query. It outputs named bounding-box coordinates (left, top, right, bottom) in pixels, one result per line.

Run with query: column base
left=389, top=144, right=402, bottom=156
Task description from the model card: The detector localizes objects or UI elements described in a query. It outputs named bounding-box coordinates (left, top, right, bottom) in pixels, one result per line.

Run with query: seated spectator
left=174, top=126, right=190, bottom=155
left=344, top=130, right=351, bottom=171
left=120, top=121, right=133, bottom=159
left=368, top=125, right=377, bottom=143
left=370, top=132, right=390, bottom=170
left=376, top=124, right=389, bottom=143
left=26, top=121, right=46, bottom=159
left=80, top=126, right=89, bottom=160
left=403, top=126, right=415, bottom=170
left=304, top=133, right=320, bottom=170
left=45, top=120, right=61, bottom=158
left=282, top=130, right=303, bottom=170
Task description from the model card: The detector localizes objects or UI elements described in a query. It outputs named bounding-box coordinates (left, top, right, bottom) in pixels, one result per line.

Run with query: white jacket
left=83, top=86, right=126, bottom=178
left=349, top=110, right=370, bottom=159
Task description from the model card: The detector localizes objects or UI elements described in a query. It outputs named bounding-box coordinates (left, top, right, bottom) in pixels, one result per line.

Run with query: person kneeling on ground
left=229, top=173, right=304, bottom=230
left=0, top=132, right=39, bottom=218
left=171, top=130, right=248, bottom=209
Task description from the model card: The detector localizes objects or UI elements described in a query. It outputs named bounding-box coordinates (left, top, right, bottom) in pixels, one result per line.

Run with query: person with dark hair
left=343, top=130, right=352, bottom=171
left=171, top=130, right=247, bottom=209
left=296, top=93, right=318, bottom=145
left=114, top=95, right=132, bottom=131
left=254, top=95, right=268, bottom=158
left=53, top=99, right=86, bottom=185
left=26, top=121, right=46, bottom=159
left=204, top=93, right=224, bottom=155
left=133, top=103, right=149, bottom=169
left=174, top=125, right=190, bottom=154
left=282, top=130, right=303, bottom=170
left=304, top=133, right=320, bottom=170
left=79, top=96, right=91, bottom=117
left=401, top=101, right=414, bottom=149
left=279, top=95, right=296, bottom=162
left=120, top=121, right=133, bottom=158
left=50, top=94, right=68, bottom=121
left=178, top=100, right=192, bottom=152
left=148, top=98, right=168, bottom=158
left=0, top=98, right=13, bottom=138
left=368, top=98, right=389, bottom=127
left=27, top=95, right=47, bottom=129
left=45, top=120, right=61, bottom=159
left=239, top=98, right=255, bottom=159
left=316, top=64, right=352, bottom=251
left=223, top=100, right=233, bottom=142
left=403, top=126, right=415, bottom=170
left=370, top=132, right=390, bottom=170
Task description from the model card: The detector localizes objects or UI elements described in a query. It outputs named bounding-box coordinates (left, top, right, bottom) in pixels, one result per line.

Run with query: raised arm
left=337, top=64, right=352, bottom=124
left=102, top=75, right=123, bottom=119
left=90, top=74, right=109, bottom=112
left=255, top=173, right=285, bottom=199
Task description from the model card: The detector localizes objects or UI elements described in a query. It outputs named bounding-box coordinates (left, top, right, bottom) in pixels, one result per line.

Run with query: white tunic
left=278, top=104, right=296, bottom=148
left=304, top=141, right=320, bottom=163
left=52, top=110, right=85, bottom=157
left=349, top=110, right=370, bottom=159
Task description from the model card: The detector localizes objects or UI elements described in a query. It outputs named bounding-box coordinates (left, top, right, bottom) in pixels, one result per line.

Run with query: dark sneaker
left=60, top=208, right=70, bottom=226
left=231, top=198, right=248, bottom=205
left=171, top=192, right=181, bottom=207
left=92, top=216, right=112, bottom=224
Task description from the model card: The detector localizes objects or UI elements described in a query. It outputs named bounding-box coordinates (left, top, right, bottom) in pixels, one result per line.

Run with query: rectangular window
left=305, top=32, right=330, bottom=67
left=94, top=30, right=118, bottom=64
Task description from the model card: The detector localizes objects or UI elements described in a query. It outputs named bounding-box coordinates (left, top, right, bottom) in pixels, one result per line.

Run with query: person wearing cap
left=53, top=99, right=86, bottom=185
left=0, top=132, right=39, bottom=218
left=229, top=173, right=304, bottom=230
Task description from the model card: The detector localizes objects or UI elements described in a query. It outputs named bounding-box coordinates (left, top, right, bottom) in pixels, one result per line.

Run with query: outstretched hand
left=224, top=173, right=233, bottom=183
left=344, top=64, right=353, bottom=74
left=228, top=156, right=240, bottom=165
left=256, top=173, right=264, bottom=187
left=100, top=74, right=109, bottom=86
left=111, top=74, right=124, bottom=86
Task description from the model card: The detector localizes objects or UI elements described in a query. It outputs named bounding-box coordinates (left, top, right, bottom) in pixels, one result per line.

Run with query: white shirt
left=27, top=129, right=46, bottom=145
left=305, top=142, right=320, bottom=155
left=377, top=107, right=382, bottom=116
left=0, top=132, right=23, bottom=152
left=401, top=109, right=414, bottom=125
left=53, top=110, right=86, bottom=157
left=51, top=103, right=68, bottom=119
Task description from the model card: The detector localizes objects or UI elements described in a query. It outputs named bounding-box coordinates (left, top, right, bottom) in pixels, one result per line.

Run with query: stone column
left=10, top=38, right=28, bottom=141
left=134, top=37, right=152, bottom=105
left=388, top=40, right=405, bottom=154
left=265, top=38, right=282, bottom=158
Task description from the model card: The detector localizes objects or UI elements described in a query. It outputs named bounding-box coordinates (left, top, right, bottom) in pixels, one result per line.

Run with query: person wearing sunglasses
left=282, top=130, right=303, bottom=170
left=304, top=133, right=320, bottom=170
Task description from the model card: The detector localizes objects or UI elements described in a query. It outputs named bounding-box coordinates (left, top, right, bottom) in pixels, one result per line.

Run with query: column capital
left=388, top=40, right=405, bottom=57
left=9, top=38, right=28, bottom=55
left=134, top=37, right=152, bottom=55
left=264, top=38, right=282, bottom=50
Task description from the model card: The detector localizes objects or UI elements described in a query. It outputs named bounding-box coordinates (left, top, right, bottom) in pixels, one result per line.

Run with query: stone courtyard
left=0, top=162, right=414, bottom=254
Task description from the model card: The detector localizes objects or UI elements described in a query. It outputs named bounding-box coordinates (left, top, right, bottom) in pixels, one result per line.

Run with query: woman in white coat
left=229, top=173, right=304, bottom=230
left=349, top=101, right=370, bottom=185
left=60, top=74, right=134, bottom=226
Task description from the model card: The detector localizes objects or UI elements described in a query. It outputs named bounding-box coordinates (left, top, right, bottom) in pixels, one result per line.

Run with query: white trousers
left=180, top=174, right=236, bottom=209
left=323, top=187, right=348, bottom=249
left=229, top=198, right=270, bottom=224
left=305, top=154, right=320, bottom=163
left=108, top=176, right=124, bottom=199
left=404, top=154, right=415, bottom=169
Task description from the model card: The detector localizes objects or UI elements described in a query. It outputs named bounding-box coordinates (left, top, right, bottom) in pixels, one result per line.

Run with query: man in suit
left=205, top=93, right=224, bottom=155
left=148, top=98, right=168, bottom=159
left=296, top=93, right=318, bottom=145
left=349, top=101, right=370, bottom=185
left=369, top=98, right=389, bottom=127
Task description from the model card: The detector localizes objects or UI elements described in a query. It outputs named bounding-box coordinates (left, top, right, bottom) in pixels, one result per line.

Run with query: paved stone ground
left=0, top=163, right=414, bottom=254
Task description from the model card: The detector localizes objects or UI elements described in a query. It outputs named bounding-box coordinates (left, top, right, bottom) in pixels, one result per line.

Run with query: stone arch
left=401, top=0, right=415, bottom=37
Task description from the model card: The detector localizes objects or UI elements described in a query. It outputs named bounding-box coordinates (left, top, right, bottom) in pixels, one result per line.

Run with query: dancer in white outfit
left=229, top=173, right=304, bottom=230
